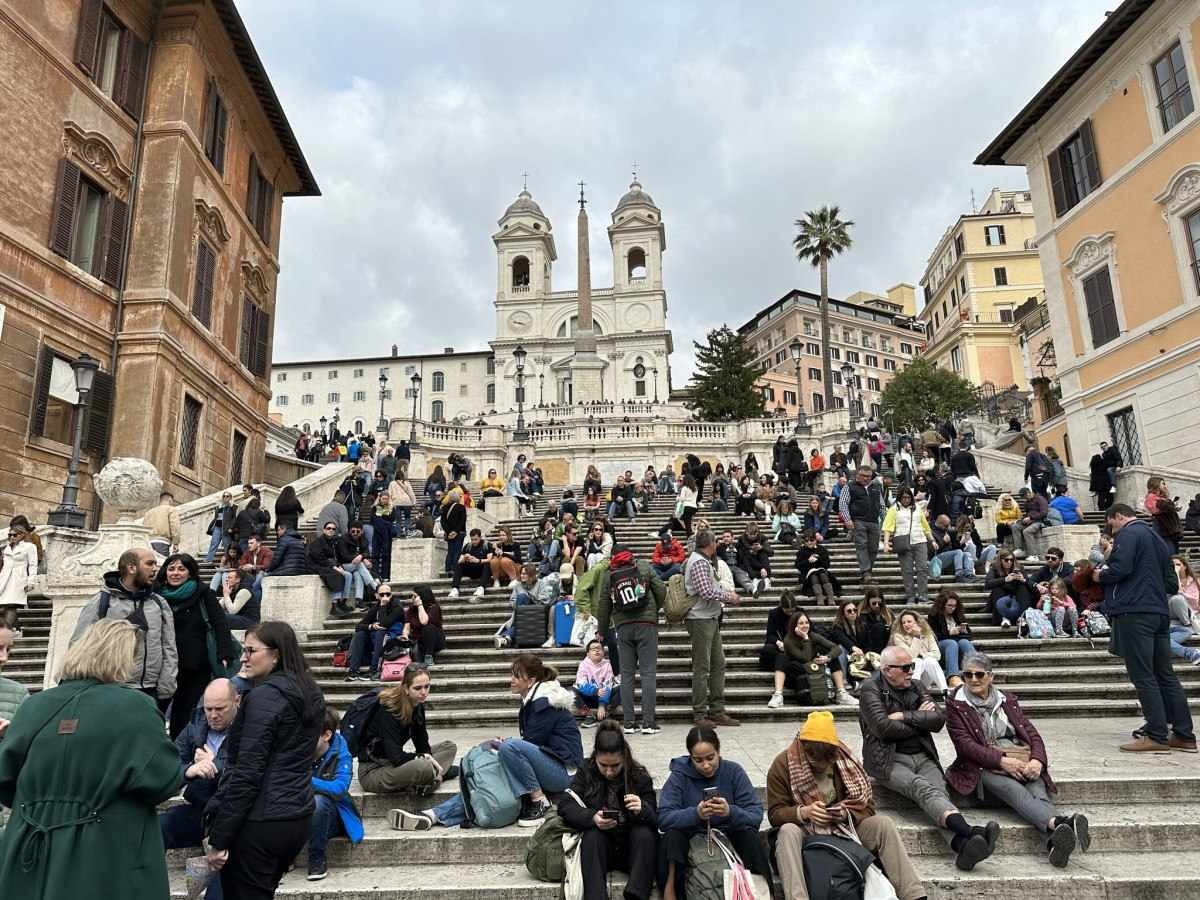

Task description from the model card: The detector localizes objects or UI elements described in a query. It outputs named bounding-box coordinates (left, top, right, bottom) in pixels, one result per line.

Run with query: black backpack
left=610, top=563, right=648, bottom=614
left=799, top=833, right=876, bottom=900
left=341, top=688, right=383, bottom=759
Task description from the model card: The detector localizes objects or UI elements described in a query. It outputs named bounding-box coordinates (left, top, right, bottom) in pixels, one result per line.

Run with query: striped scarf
left=786, top=740, right=875, bottom=833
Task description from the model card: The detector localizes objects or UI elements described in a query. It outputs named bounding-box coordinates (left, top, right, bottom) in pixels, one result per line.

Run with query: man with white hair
left=859, top=646, right=999, bottom=872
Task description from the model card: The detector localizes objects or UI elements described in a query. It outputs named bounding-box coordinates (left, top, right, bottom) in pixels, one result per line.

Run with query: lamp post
left=652, top=365, right=659, bottom=403
left=539, top=372, right=545, bottom=407
left=47, top=352, right=100, bottom=529
left=319, top=415, right=327, bottom=439
left=377, top=371, right=389, bottom=432
left=788, top=338, right=808, bottom=433
left=408, top=372, right=422, bottom=446
left=840, top=361, right=856, bottom=433
left=513, top=344, right=529, bottom=442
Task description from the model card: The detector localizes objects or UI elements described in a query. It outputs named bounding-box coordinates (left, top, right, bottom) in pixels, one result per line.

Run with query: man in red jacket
left=650, top=533, right=685, bottom=579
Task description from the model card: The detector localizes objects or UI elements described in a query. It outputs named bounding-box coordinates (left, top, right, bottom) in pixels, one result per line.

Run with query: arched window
left=628, top=247, right=647, bottom=280
left=431, top=400, right=444, bottom=422
left=301, top=422, right=312, bottom=433
left=353, top=419, right=364, bottom=434
left=633, top=357, right=646, bottom=397
left=432, top=371, right=445, bottom=392
left=486, top=382, right=495, bottom=404
left=512, top=256, right=530, bottom=288
left=556, top=315, right=604, bottom=337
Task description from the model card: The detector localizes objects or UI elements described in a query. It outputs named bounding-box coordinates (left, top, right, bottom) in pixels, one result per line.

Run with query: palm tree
left=793, top=206, right=854, bottom=414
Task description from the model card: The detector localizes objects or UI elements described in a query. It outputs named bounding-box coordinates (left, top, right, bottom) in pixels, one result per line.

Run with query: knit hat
left=797, top=710, right=839, bottom=746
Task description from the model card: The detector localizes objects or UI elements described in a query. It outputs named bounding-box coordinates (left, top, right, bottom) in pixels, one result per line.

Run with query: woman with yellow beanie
left=765, top=711, right=928, bottom=900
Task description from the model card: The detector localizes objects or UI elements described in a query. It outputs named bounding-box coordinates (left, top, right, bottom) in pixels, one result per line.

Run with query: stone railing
left=971, top=447, right=1094, bottom=510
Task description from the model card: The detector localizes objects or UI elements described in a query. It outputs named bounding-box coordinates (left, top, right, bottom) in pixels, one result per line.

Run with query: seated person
left=572, top=638, right=616, bottom=727
left=801, top=496, right=830, bottom=541
left=736, top=522, right=773, bottom=596
left=994, top=493, right=1021, bottom=548
left=945, top=653, right=1090, bottom=868
left=336, top=522, right=377, bottom=606
left=985, top=550, right=1034, bottom=628
left=364, top=666, right=459, bottom=799
left=1049, top=486, right=1081, bottom=525
left=479, top=468, right=507, bottom=502
left=858, top=646, right=999, bottom=871
left=930, top=515, right=975, bottom=583
left=558, top=720, right=658, bottom=900
left=307, top=708, right=364, bottom=880
left=560, top=490, right=579, bottom=520
left=528, top=519, right=562, bottom=577
left=889, top=609, right=949, bottom=694
left=607, top=476, right=637, bottom=521
left=584, top=520, right=614, bottom=571
left=770, top=499, right=802, bottom=544
left=345, top=586, right=404, bottom=681
left=450, top=528, right=493, bottom=602
left=651, top=532, right=687, bottom=580
left=237, top=534, right=274, bottom=589
left=795, top=529, right=841, bottom=604
left=488, top=526, right=523, bottom=586
left=766, top=610, right=856, bottom=709
left=1036, top=578, right=1080, bottom=637
left=208, top=545, right=244, bottom=592
left=401, top=585, right=446, bottom=665
left=767, top=711, right=927, bottom=900
left=927, top=589, right=976, bottom=688
left=758, top=590, right=799, bottom=671
left=657, top=725, right=770, bottom=900
left=1031, top=548, right=1075, bottom=588
left=218, top=567, right=261, bottom=629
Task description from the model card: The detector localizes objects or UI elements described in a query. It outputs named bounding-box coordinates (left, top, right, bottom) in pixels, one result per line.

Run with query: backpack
left=802, top=662, right=830, bottom=705
left=799, top=832, right=878, bottom=900
left=341, top=688, right=383, bottom=759
left=610, top=563, right=648, bottom=614
left=460, top=743, right=521, bottom=828
left=664, top=573, right=696, bottom=625
left=686, top=829, right=769, bottom=899
left=777, top=522, right=798, bottom=546
left=331, top=635, right=353, bottom=668
left=928, top=555, right=943, bottom=579
left=524, top=807, right=573, bottom=882
left=1081, top=609, right=1111, bottom=637
left=1021, top=607, right=1053, bottom=639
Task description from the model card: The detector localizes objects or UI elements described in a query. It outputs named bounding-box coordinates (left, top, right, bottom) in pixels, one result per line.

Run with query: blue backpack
left=460, top=744, right=521, bottom=828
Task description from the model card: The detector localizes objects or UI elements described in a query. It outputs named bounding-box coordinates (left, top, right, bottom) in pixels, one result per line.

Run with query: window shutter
left=120, top=33, right=149, bottom=118
left=253, top=309, right=271, bottom=377
left=193, top=241, right=215, bottom=326
left=1047, top=149, right=1067, bottom=217
left=214, top=100, right=227, bottom=173
left=84, top=368, right=115, bottom=457
left=29, top=345, right=55, bottom=438
left=74, top=0, right=103, bottom=75
left=239, top=298, right=254, bottom=369
left=246, top=154, right=260, bottom=222
left=1079, top=119, right=1102, bottom=193
left=202, top=81, right=216, bottom=154
left=49, top=159, right=81, bottom=259
left=259, top=180, right=274, bottom=244
left=101, top=195, right=129, bottom=288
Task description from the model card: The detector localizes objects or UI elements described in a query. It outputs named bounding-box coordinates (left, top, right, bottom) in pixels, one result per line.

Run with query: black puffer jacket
left=206, top=671, right=325, bottom=849
left=857, top=670, right=944, bottom=781
left=558, top=758, right=658, bottom=832
left=266, top=530, right=308, bottom=576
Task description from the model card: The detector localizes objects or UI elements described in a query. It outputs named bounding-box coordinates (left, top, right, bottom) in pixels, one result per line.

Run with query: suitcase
left=513, top=603, right=549, bottom=648
left=553, top=599, right=575, bottom=647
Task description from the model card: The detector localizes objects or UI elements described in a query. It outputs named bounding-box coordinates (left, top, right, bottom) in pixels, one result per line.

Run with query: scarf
left=160, top=579, right=198, bottom=605
left=958, top=684, right=1014, bottom=744
left=785, top=740, right=874, bottom=832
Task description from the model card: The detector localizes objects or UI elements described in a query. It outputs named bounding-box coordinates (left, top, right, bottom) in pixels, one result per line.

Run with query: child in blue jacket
left=308, top=708, right=364, bottom=881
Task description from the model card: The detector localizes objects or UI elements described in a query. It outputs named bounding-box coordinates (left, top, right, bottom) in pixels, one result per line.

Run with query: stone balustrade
left=1026, top=524, right=1100, bottom=563
left=1114, top=464, right=1200, bottom=513
left=260, top=574, right=332, bottom=638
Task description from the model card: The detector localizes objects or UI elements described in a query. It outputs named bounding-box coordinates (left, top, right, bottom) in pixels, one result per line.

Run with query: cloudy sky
left=242, top=0, right=1110, bottom=384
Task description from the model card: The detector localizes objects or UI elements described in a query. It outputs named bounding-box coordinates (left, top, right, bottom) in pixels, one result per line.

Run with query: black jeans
left=220, top=815, right=311, bottom=900
left=581, top=823, right=657, bottom=900
left=657, top=827, right=771, bottom=898
left=415, top=624, right=447, bottom=661
left=1112, top=612, right=1195, bottom=743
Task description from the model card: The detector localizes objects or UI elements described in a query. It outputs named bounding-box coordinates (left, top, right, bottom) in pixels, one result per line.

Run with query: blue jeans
left=657, top=476, right=675, bottom=494
left=160, top=804, right=223, bottom=900
left=652, top=562, right=682, bottom=580
left=339, top=561, right=377, bottom=601
left=608, top=500, right=636, bottom=520
left=938, top=637, right=977, bottom=676
left=445, top=533, right=465, bottom=577
left=995, top=595, right=1023, bottom=623
left=936, top=549, right=970, bottom=579
left=308, top=794, right=346, bottom=864
left=205, top=527, right=229, bottom=562
left=1113, top=612, right=1195, bottom=743
left=1169, top=624, right=1200, bottom=663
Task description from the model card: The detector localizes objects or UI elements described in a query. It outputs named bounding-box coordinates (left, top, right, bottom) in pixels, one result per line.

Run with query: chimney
left=391, top=344, right=398, bottom=358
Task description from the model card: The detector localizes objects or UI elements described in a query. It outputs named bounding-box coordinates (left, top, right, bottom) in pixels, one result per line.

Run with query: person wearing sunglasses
left=859, top=645, right=1000, bottom=872
left=344, top=587, right=404, bottom=681
left=945, top=653, right=1090, bottom=868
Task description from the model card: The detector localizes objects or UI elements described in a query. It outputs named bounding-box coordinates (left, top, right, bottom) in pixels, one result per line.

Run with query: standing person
left=205, top=621, right=326, bottom=899
left=144, top=491, right=182, bottom=556
left=558, top=721, right=659, bottom=900
left=0, top=524, right=38, bottom=634
left=1024, top=445, right=1052, bottom=499
left=233, top=497, right=270, bottom=552
left=858, top=646, right=999, bottom=871
left=1046, top=447, right=1068, bottom=494
left=388, top=470, right=417, bottom=536
left=154, top=553, right=237, bottom=740
left=273, top=486, right=304, bottom=533
left=1097, top=504, right=1196, bottom=752
left=767, top=711, right=927, bottom=900
left=684, top=530, right=740, bottom=728
left=364, top=666, right=459, bottom=800
left=1089, top=448, right=1114, bottom=511
left=0, top=623, right=29, bottom=742
left=596, top=546, right=667, bottom=735
left=840, top=467, right=885, bottom=580
left=71, top=548, right=178, bottom=707
left=882, top=486, right=933, bottom=605
left=440, top=489, right=468, bottom=580
left=207, top=492, right=240, bottom=562
left=401, top=585, right=446, bottom=666
left=0, top=620, right=181, bottom=899
left=306, top=708, right=364, bottom=881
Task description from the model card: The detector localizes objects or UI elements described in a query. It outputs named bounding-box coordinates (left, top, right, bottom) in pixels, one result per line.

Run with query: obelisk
left=570, top=181, right=605, bottom=402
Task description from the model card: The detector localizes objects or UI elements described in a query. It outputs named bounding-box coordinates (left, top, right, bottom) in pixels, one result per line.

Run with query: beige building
left=738, top=285, right=925, bottom=423
left=0, top=1, right=317, bottom=524
left=916, top=189, right=1045, bottom=393
left=979, top=0, right=1200, bottom=472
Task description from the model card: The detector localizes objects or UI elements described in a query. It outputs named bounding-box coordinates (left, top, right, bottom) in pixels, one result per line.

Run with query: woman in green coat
left=0, top=619, right=181, bottom=900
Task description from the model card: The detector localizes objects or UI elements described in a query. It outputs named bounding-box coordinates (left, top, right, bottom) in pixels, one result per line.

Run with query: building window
left=381, top=389, right=391, bottom=400
left=830, top=347, right=841, bottom=361
left=845, top=350, right=860, bottom=364
left=959, top=275, right=966, bottom=295
left=74, top=4, right=148, bottom=118
left=811, top=393, right=824, bottom=413
left=870, top=402, right=881, bottom=418
left=179, top=394, right=202, bottom=469
left=430, top=400, right=444, bottom=422
left=773, top=349, right=786, bottom=366
left=635, top=379, right=646, bottom=397
left=950, top=346, right=963, bottom=372
left=761, top=386, right=775, bottom=401
left=301, top=394, right=313, bottom=405
left=379, top=367, right=390, bottom=377
left=628, top=247, right=647, bottom=279
left=230, top=429, right=247, bottom=483
left=353, top=391, right=366, bottom=402
left=806, top=342, right=820, bottom=355
left=1048, top=121, right=1101, bottom=216
left=808, top=367, right=821, bottom=381
left=1107, top=406, right=1143, bottom=465
left=1153, top=42, right=1194, bottom=133
left=276, top=372, right=287, bottom=383
left=1082, top=267, right=1120, bottom=348
left=865, top=354, right=878, bottom=368
left=459, top=384, right=468, bottom=396
left=954, top=233, right=965, bottom=257
left=934, top=312, right=941, bottom=328
left=842, top=328, right=853, bottom=343
left=189, top=239, right=215, bottom=327
left=327, top=392, right=339, bottom=403
left=783, top=390, right=797, bottom=405
left=1185, top=208, right=1200, bottom=292
left=328, top=369, right=338, bottom=379
left=353, top=368, right=364, bottom=378
left=999, top=307, right=1015, bottom=323
left=900, top=342, right=913, bottom=355
left=803, top=319, right=817, bottom=336
left=993, top=266, right=1008, bottom=286
left=985, top=225, right=1006, bottom=246
left=238, top=298, right=270, bottom=378
left=831, top=371, right=843, bottom=386
left=867, top=377, right=881, bottom=391
left=48, top=161, right=128, bottom=287
left=302, top=371, right=312, bottom=381
left=556, top=316, right=604, bottom=337
left=431, top=371, right=445, bottom=392
left=950, top=288, right=957, bottom=307
left=276, top=395, right=288, bottom=406
left=512, top=255, right=530, bottom=288
left=353, top=419, right=364, bottom=434
left=201, top=80, right=228, bottom=173
left=833, top=396, right=846, bottom=409
left=486, top=382, right=495, bottom=404
left=246, top=154, right=274, bottom=244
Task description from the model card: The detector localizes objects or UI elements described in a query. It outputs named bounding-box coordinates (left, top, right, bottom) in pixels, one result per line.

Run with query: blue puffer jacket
left=657, top=755, right=763, bottom=837
left=517, top=680, right=584, bottom=768
left=1099, top=519, right=1174, bottom=617
left=266, top=529, right=308, bottom=576
left=312, top=732, right=364, bottom=843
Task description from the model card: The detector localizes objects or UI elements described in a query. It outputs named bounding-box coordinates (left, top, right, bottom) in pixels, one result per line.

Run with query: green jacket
left=0, top=676, right=27, bottom=730
left=0, top=679, right=181, bottom=900
left=594, top=559, right=667, bottom=635
left=573, top=561, right=609, bottom=619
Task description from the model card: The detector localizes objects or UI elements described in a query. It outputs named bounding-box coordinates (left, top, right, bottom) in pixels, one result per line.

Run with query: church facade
left=269, top=181, right=674, bottom=433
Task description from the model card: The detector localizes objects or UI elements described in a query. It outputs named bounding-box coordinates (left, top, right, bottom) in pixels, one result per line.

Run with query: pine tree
left=687, top=326, right=767, bottom=421
left=878, top=357, right=980, bottom=430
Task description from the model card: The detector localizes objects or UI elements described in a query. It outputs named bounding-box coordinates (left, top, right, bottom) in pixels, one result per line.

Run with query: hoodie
left=518, top=679, right=584, bottom=768
left=73, top=571, right=178, bottom=699
left=312, top=731, right=364, bottom=843
left=657, top=755, right=763, bottom=837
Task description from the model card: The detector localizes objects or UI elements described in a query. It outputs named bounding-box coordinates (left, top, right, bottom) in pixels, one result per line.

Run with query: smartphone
left=702, top=786, right=721, bottom=802
left=599, top=809, right=618, bottom=820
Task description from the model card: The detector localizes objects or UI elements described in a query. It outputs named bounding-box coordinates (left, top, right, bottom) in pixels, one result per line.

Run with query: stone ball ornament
left=93, top=457, right=164, bottom=519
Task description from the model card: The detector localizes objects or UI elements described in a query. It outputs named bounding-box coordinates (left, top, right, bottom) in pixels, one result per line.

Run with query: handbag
left=705, top=828, right=770, bottom=899
left=561, top=832, right=584, bottom=900
left=198, top=600, right=241, bottom=679
left=997, top=744, right=1033, bottom=763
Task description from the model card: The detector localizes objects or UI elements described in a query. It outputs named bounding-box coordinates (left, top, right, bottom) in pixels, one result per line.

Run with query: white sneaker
left=767, top=691, right=784, bottom=709
left=1192, top=656, right=1200, bottom=666
left=1001, top=618, right=1013, bottom=629
left=541, top=637, right=556, bottom=648
left=1012, top=550, right=1026, bottom=559
left=836, top=689, right=859, bottom=706
left=447, top=588, right=460, bottom=599
left=749, top=579, right=760, bottom=596
left=761, top=577, right=772, bottom=592
left=1109, top=486, right=1117, bottom=494
left=473, top=586, right=486, bottom=600
left=493, top=634, right=509, bottom=649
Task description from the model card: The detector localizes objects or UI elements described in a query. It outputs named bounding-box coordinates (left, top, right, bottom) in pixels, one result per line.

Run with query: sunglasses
left=377, top=592, right=392, bottom=598
left=885, top=663, right=916, bottom=673
left=962, top=670, right=990, bottom=680
left=1045, top=556, right=1059, bottom=562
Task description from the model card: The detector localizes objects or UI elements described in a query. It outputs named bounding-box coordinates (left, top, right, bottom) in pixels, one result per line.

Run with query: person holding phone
left=985, top=550, right=1035, bottom=628
left=557, top=720, right=658, bottom=900
left=656, top=725, right=770, bottom=899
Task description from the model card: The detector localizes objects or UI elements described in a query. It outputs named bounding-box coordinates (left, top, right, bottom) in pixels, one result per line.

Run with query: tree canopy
left=878, top=357, right=980, bottom=430
left=793, top=205, right=854, bottom=411
left=686, top=326, right=767, bottom=422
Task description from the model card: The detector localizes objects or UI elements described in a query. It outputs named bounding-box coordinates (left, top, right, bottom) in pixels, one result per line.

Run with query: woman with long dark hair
left=558, top=720, right=658, bottom=900
left=205, top=621, right=325, bottom=898
left=153, top=553, right=236, bottom=739
left=401, top=585, right=446, bottom=666
left=273, top=485, right=304, bottom=532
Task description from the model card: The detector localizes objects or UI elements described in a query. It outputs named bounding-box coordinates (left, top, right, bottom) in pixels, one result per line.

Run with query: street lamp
left=513, top=344, right=529, bottom=442
left=319, top=415, right=327, bottom=438
left=409, top=372, right=422, bottom=447
left=652, top=365, right=659, bottom=403
left=47, top=352, right=100, bottom=529
left=788, top=338, right=808, bottom=432
left=840, top=361, right=856, bottom=431
left=539, top=372, right=545, bottom=407
left=377, top=371, right=389, bottom=432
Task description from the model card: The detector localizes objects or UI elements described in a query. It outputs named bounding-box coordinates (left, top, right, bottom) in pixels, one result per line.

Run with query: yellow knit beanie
left=797, top=710, right=839, bottom=746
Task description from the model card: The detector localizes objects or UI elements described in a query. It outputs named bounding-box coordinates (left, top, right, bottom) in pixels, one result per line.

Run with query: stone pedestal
left=55, top=522, right=153, bottom=580
left=261, top=575, right=332, bottom=638
left=480, top=495, right=518, bottom=523
left=570, top=356, right=606, bottom=405
left=43, top=577, right=110, bottom=688
left=35, top=525, right=99, bottom=572
left=393, top=537, right=448, bottom=582
left=403, top=447, right=428, bottom=479
left=467, top=505, right=498, bottom=537
left=1028, top=524, right=1099, bottom=563
left=976, top=499, right=998, bottom=542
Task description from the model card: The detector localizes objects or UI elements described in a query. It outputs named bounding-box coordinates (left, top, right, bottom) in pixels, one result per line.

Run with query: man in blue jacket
left=1097, top=504, right=1195, bottom=753
left=308, top=708, right=364, bottom=880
